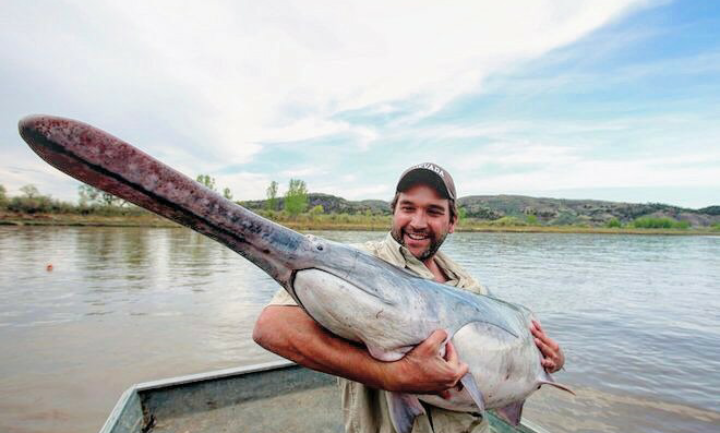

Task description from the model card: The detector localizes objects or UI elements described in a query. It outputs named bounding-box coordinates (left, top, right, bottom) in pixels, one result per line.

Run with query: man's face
left=391, top=183, right=456, bottom=261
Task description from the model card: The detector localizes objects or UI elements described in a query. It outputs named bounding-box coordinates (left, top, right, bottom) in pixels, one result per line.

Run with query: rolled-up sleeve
left=268, top=289, right=298, bottom=306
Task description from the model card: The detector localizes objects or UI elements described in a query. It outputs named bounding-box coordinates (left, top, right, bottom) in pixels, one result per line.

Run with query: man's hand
left=531, top=320, right=565, bottom=373
left=385, top=329, right=468, bottom=398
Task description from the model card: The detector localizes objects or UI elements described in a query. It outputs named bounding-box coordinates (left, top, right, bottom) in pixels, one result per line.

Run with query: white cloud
left=459, top=153, right=720, bottom=196
left=454, top=141, right=583, bottom=170
left=214, top=171, right=272, bottom=201
left=318, top=183, right=391, bottom=201
left=2, top=0, right=657, bottom=201
left=281, top=167, right=318, bottom=178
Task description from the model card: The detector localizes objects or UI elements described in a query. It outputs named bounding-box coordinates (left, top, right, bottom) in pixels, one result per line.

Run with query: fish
left=18, top=114, right=573, bottom=433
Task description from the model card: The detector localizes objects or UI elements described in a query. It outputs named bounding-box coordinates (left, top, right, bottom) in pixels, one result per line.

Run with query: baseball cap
left=396, top=163, right=456, bottom=200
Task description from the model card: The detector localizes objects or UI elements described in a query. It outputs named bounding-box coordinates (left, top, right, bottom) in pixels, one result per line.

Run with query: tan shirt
left=268, top=233, right=490, bottom=433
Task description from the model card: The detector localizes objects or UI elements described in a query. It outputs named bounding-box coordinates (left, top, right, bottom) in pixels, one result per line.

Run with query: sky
left=1, top=0, right=718, bottom=209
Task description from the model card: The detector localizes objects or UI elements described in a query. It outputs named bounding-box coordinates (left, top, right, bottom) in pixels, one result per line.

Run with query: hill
left=458, top=195, right=719, bottom=227
left=241, top=193, right=719, bottom=227
left=241, top=193, right=390, bottom=216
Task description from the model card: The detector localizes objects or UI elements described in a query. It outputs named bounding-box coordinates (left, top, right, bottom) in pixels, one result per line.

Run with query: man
left=253, top=163, right=565, bottom=433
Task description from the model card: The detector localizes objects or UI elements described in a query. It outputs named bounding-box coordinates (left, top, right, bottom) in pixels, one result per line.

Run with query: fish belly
left=433, top=321, right=542, bottom=411
left=293, top=269, right=423, bottom=361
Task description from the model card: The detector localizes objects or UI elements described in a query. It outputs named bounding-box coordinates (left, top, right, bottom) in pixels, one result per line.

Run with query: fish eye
left=305, top=234, right=326, bottom=252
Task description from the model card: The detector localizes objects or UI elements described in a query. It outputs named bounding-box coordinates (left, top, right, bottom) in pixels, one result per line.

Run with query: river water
left=0, top=227, right=718, bottom=433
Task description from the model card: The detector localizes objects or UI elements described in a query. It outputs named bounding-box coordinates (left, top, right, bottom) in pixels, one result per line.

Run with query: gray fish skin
left=294, top=269, right=564, bottom=416
left=19, top=115, right=569, bottom=431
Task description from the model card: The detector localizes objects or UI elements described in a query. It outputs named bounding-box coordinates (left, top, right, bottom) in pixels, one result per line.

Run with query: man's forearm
left=253, top=305, right=468, bottom=394
left=253, top=305, right=394, bottom=390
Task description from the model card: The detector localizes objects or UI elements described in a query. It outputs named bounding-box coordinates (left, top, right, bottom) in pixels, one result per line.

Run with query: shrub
left=605, top=217, right=622, bottom=228
left=0, top=184, right=7, bottom=209
left=458, top=207, right=467, bottom=220
left=632, top=217, right=687, bottom=229
left=8, top=196, right=53, bottom=214
left=551, top=212, right=578, bottom=226
left=673, top=220, right=690, bottom=230
left=489, top=216, right=527, bottom=227
left=310, top=204, right=325, bottom=215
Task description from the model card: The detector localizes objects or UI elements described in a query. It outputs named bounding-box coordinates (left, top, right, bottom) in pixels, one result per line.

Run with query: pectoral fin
left=386, top=392, right=425, bottom=433
left=494, top=400, right=525, bottom=426
left=460, top=372, right=485, bottom=412
left=539, top=370, right=576, bottom=395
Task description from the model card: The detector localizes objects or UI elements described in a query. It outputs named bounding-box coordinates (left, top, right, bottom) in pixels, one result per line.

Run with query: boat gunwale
left=134, top=359, right=295, bottom=392
left=98, top=360, right=552, bottom=433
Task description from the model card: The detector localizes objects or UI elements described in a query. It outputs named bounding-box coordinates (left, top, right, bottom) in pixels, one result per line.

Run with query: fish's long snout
left=18, top=114, right=309, bottom=286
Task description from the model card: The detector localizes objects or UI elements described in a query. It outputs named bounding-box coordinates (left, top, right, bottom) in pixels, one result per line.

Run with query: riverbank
left=2, top=212, right=718, bottom=235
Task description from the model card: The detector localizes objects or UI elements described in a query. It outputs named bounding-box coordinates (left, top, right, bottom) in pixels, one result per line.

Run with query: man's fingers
left=542, top=359, right=556, bottom=372
left=445, top=341, right=468, bottom=379
left=439, top=376, right=467, bottom=400
left=530, top=324, right=551, bottom=347
left=423, top=329, right=448, bottom=351
left=531, top=321, right=565, bottom=373
left=457, top=361, right=469, bottom=378
left=532, top=326, right=559, bottom=351
left=444, top=340, right=458, bottom=362
left=530, top=325, right=541, bottom=337
left=532, top=319, right=543, bottom=332
left=535, top=337, right=551, bottom=356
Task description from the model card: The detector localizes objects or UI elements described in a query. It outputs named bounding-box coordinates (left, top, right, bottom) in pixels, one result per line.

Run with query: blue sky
left=1, top=0, right=718, bottom=208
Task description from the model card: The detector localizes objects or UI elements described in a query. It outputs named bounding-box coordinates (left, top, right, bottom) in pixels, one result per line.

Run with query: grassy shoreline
left=2, top=212, right=718, bottom=235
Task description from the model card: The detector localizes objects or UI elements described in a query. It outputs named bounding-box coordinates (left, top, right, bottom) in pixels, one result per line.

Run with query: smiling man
left=253, top=163, right=564, bottom=433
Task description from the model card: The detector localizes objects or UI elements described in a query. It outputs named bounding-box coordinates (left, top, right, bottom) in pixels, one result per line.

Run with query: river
left=0, top=227, right=718, bottom=433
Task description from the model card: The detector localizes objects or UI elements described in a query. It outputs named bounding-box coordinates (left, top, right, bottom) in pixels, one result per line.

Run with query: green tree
left=526, top=214, right=538, bottom=225
left=20, top=184, right=40, bottom=199
left=99, top=191, right=126, bottom=207
left=284, top=179, right=308, bottom=217
left=223, top=187, right=233, bottom=200
left=266, top=180, right=278, bottom=211
left=9, top=185, right=53, bottom=214
left=78, top=184, right=99, bottom=206
left=0, top=184, right=7, bottom=209
left=196, top=174, right=217, bottom=192
left=78, top=184, right=126, bottom=207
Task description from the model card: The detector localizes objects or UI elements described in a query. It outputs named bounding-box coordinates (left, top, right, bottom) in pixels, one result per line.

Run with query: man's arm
left=253, top=305, right=468, bottom=395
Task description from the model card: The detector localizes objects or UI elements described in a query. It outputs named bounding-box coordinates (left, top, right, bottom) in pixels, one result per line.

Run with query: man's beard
left=391, top=227, right=449, bottom=261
